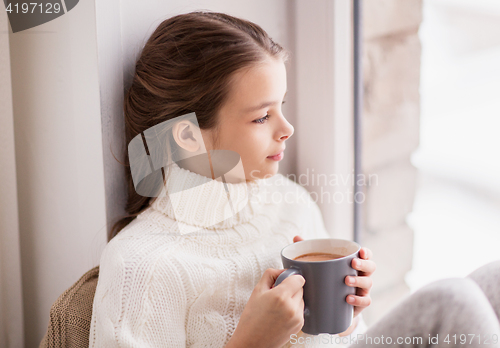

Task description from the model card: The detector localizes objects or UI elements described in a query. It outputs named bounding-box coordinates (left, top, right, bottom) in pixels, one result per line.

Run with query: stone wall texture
left=361, top=0, right=423, bottom=326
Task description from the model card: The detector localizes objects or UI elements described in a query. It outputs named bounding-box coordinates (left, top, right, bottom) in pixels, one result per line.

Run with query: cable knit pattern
left=89, top=162, right=367, bottom=348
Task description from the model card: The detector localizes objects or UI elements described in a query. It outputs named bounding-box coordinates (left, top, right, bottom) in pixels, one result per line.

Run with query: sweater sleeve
left=89, top=240, right=187, bottom=347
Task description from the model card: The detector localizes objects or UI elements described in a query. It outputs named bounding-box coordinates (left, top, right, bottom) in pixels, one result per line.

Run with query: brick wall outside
left=360, top=0, right=423, bottom=326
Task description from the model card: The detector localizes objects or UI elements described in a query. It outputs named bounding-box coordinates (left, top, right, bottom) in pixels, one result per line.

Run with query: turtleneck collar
left=150, top=162, right=271, bottom=233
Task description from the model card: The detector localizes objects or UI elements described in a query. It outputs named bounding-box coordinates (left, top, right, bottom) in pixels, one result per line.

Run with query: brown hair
left=108, top=11, right=289, bottom=241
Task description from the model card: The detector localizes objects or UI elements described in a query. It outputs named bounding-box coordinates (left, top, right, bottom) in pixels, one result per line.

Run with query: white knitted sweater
left=89, top=162, right=367, bottom=347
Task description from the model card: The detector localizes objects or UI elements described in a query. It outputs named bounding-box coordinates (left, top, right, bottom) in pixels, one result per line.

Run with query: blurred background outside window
left=407, top=0, right=500, bottom=292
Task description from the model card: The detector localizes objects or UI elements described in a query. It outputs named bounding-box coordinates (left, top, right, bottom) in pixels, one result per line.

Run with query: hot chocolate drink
left=293, top=252, right=344, bottom=262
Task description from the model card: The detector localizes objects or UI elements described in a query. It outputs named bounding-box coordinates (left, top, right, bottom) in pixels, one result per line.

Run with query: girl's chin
left=246, top=164, right=279, bottom=181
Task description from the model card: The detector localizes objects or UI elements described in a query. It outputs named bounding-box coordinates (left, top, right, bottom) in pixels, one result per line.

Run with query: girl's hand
left=227, top=268, right=305, bottom=348
left=346, top=246, right=375, bottom=318
left=292, top=236, right=376, bottom=319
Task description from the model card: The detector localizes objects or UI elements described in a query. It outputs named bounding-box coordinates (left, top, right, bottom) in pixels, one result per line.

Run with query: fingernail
left=347, top=296, right=354, bottom=303
left=347, top=277, right=354, bottom=285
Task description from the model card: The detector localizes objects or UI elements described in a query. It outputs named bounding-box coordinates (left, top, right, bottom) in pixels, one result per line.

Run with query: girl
left=89, top=10, right=500, bottom=348
left=89, top=10, right=369, bottom=348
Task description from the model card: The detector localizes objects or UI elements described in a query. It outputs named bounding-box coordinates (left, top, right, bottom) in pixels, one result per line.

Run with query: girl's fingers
left=345, top=275, right=373, bottom=291
left=351, top=258, right=376, bottom=276
left=276, top=274, right=306, bottom=298
left=293, top=235, right=304, bottom=243
left=263, top=268, right=288, bottom=289
left=355, top=286, right=371, bottom=297
left=346, top=294, right=372, bottom=307
left=360, top=247, right=373, bottom=260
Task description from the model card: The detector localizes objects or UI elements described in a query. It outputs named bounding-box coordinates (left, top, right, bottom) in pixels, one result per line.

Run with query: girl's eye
left=253, top=114, right=270, bottom=124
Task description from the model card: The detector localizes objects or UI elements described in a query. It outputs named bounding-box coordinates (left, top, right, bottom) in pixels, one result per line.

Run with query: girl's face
left=204, top=57, right=294, bottom=181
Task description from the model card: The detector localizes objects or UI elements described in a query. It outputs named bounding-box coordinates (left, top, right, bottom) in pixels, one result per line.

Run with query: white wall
left=8, top=1, right=107, bottom=346
left=1, top=8, right=25, bottom=348
left=295, top=0, right=354, bottom=240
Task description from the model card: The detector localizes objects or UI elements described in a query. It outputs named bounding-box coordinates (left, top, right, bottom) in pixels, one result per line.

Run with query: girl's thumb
left=260, top=268, right=286, bottom=289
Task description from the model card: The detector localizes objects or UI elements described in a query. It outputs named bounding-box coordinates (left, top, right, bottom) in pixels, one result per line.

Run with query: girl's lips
left=267, top=151, right=284, bottom=161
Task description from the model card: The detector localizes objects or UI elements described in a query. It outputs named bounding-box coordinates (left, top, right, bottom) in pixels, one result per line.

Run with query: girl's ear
left=172, top=120, right=207, bottom=153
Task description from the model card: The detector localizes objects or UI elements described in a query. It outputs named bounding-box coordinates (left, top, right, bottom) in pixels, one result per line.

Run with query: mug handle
left=273, top=267, right=302, bottom=287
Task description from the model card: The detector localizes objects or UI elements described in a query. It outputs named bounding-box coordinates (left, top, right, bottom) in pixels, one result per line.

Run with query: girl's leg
left=349, top=277, right=500, bottom=348
left=467, top=260, right=500, bottom=322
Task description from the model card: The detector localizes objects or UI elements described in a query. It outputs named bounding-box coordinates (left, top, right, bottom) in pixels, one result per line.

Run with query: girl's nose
left=279, top=121, right=294, bottom=141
